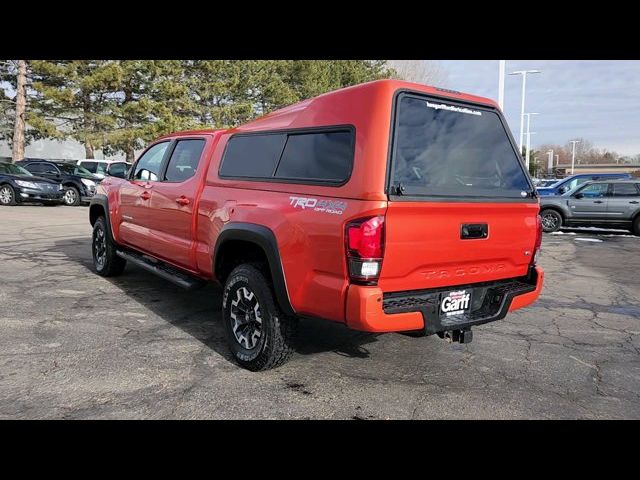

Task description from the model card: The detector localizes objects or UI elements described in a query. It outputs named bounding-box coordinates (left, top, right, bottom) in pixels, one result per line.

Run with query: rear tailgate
left=379, top=201, right=539, bottom=292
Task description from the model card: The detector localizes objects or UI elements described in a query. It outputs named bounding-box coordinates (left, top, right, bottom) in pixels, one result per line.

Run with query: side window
left=220, top=134, right=286, bottom=178
left=25, top=163, right=45, bottom=173
left=133, top=142, right=169, bottom=181
left=578, top=183, right=608, bottom=198
left=81, top=161, right=97, bottom=173
left=612, top=183, right=640, bottom=197
left=164, top=139, right=206, bottom=182
left=274, top=131, right=353, bottom=183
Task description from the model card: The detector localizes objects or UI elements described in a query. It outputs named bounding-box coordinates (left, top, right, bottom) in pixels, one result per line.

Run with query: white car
left=72, top=159, right=131, bottom=179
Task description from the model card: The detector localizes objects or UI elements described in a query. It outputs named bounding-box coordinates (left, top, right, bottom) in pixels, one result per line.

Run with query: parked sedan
left=16, top=160, right=101, bottom=206
left=539, top=180, right=640, bottom=235
left=0, top=161, right=64, bottom=206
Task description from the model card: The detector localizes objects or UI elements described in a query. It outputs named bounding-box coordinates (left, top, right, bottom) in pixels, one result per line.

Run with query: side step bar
left=116, top=250, right=205, bottom=291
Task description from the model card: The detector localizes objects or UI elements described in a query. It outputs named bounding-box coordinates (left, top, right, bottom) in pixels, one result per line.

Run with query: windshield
left=391, top=94, right=532, bottom=199
left=56, top=163, right=94, bottom=176
left=0, top=163, right=33, bottom=176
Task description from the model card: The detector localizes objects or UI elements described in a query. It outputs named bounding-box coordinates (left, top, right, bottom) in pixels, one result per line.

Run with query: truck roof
left=159, top=79, right=499, bottom=139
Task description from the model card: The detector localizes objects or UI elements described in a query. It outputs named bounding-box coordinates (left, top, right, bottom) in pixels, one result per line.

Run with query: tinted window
left=165, top=139, right=205, bottom=182
left=27, top=163, right=57, bottom=174
left=81, top=161, right=98, bottom=173
left=392, top=95, right=530, bottom=198
left=108, top=163, right=128, bottom=177
left=57, top=163, right=93, bottom=176
left=577, top=183, right=608, bottom=198
left=133, top=142, right=169, bottom=181
left=0, top=163, right=32, bottom=175
left=275, top=131, right=353, bottom=183
left=612, top=183, right=639, bottom=197
left=220, top=134, right=287, bottom=178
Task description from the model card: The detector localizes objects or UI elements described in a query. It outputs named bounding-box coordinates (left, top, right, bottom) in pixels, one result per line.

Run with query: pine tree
left=28, top=60, right=121, bottom=158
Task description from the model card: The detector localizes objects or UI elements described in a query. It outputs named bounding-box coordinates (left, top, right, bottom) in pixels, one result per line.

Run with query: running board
left=116, top=250, right=205, bottom=290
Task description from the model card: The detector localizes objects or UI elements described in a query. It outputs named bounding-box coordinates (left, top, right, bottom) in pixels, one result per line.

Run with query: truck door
left=118, top=141, right=171, bottom=251
left=145, top=138, right=207, bottom=270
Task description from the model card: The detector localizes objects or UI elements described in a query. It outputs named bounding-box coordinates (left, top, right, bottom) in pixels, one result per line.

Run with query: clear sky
left=437, top=60, right=640, bottom=156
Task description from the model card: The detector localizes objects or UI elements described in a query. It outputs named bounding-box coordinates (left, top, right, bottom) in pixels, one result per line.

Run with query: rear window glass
left=275, top=131, right=352, bottom=183
left=391, top=95, right=531, bottom=199
left=220, top=134, right=286, bottom=178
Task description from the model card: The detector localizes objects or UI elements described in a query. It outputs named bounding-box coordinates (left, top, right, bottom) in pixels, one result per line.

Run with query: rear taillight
left=345, top=215, right=385, bottom=284
left=532, top=214, right=542, bottom=265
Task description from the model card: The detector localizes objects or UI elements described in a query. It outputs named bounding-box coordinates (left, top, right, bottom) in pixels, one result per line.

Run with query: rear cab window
left=389, top=93, right=533, bottom=200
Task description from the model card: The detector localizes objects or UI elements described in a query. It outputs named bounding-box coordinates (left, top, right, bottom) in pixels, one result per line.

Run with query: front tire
left=540, top=209, right=562, bottom=233
left=633, top=216, right=640, bottom=237
left=222, top=264, right=297, bottom=371
left=0, top=184, right=17, bottom=206
left=63, top=186, right=81, bottom=206
left=92, top=216, right=126, bottom=276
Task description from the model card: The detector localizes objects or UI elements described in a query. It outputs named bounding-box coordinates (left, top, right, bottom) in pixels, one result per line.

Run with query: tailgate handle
left=461, top=223, right=488, bottom=240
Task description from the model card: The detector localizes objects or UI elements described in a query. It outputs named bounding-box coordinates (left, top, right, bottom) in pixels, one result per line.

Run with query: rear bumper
left=346, top=266, right=544, bottom=333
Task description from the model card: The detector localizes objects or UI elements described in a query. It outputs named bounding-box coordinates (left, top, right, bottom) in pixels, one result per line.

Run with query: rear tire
left=92, top=216, right=126, bottom=276
left=540, top=209, right=562, bottom=233
left=222, top=264, right=297, bottom=371
left=633, top=216, right=640, bottom=237
left=0, top=184, right=17, bottom=206
left=63, top=186, right=81, bottom=206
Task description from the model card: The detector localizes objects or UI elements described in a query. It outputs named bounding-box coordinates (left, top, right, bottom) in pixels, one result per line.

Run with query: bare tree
left=11, top=60, right=27, bottom=162
left=388, top=60, right=448, bottom=87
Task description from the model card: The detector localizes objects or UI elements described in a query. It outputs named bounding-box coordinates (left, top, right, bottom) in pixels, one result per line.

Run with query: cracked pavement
left=0, top=206, right=639, bottom=419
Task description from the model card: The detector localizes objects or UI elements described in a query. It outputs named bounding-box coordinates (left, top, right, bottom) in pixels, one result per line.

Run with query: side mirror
left=574, top=193, right=584, bottom=199
left=558, top=187, right=567, bottom=194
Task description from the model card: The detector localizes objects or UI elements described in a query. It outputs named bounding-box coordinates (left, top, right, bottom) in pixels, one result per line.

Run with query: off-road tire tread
left=93, top=216, right=126, bottom=277
left=224, top=264, right=297, bottom=371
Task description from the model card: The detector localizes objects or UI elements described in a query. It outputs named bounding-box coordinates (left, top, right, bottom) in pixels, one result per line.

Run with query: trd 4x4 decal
left=289, top=196, right=346, bottom=215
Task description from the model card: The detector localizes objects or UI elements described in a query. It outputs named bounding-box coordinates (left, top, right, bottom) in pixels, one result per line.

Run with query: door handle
left=593, top=200, right=603, bottom=204
left=175, top=196, right=190, bottom=206
left=630, top=201, right=639, bottom=204
left=140, top=191, right=151, bottom=200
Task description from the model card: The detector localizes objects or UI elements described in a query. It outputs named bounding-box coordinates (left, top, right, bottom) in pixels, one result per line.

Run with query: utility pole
left=12, top=60, right=27, bottom=163
left=570, top=140, right=580, bottom=175
left=498, top=60, right=506, bottom=110
left=509, top=69, right=541, bottom=154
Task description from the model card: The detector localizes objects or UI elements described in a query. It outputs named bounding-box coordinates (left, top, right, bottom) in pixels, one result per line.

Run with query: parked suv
left=536, top=172, right=631, bottom=196
left=0, top=161, right=64, bottom=206
left=17, top=160, right=101, bottom=206
left=540, top=179, right=640, bottom=234
left=89, top=80, right=544, bottom=370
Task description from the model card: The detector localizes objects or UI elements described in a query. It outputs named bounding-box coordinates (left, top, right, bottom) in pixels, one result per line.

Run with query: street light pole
left=526, top=131, right=537, bottom=170
left=546, top=149, right=554, bottom=173
left=570, top=140, right=580, bottom=174
left=498, top=60, right=506, bottom=110
left=523, top=112, right=540, bottom=169
left=509, top=69, right=541, bottom=154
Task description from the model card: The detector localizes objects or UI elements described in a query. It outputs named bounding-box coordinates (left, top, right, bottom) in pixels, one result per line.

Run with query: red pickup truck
left=89, top=79, right=544, bottom=370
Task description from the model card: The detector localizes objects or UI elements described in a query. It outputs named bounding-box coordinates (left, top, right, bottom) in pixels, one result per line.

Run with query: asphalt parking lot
left=0, top=205, right=639, bottom=419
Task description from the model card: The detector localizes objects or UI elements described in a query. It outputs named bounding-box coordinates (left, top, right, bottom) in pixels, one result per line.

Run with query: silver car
left=539, top=179, right=640, bottom=235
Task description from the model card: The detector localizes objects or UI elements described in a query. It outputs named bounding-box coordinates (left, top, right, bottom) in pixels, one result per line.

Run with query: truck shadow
left=51, top=237, right=380, bottom=363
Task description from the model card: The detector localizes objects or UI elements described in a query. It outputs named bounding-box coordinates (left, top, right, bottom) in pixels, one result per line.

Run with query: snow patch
left=575, top=238, right=603, bottom=243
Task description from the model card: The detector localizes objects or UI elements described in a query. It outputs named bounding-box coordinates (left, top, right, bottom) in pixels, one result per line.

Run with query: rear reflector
left=532, top=214, right=542, bottom=265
